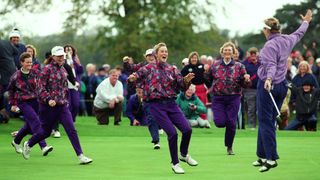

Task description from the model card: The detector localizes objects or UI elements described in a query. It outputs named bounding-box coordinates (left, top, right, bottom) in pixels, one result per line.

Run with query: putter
left=268, top=91, right=282, bottom=122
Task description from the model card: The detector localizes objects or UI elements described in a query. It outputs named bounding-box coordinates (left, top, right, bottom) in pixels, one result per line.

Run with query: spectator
left=93, top=69, right=124, bottom=125
left=242, top=47, right=261, bottom=129
left=176, top=84, right=210, bottom=128
left=9, top=28, right=26, bottom=69
left=181, top=58, right=189, bottom=67
left=26, top=44, right=41, bottom=70
left=64, top=44, right=84, bottom=121
left=0, top=39, right=18, bottom=123
left=96, top=67, right=107, bottom=84
left=181, top=51, right=208, bottom=120
left=285, top=79, right=319, bottom=131
left=81, top=63, right=98, bottom=116
left=126, top=88, right=146, bottom=126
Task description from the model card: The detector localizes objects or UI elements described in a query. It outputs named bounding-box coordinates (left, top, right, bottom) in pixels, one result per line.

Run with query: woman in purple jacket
left=21, top=46, right=92, bottom=165
left=204, top=42, right=250, bottom=156
left=253, top=10, right=312, bottom=172
left=8, top=52, right=53, bottom=156
left=129, top=42, right=196, bottom=174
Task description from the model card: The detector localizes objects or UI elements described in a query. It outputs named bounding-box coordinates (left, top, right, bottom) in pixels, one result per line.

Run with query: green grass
left=1, top=116, right=320, bottom=180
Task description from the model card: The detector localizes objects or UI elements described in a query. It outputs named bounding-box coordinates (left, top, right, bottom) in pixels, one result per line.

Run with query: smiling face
left=222, top=46, right=233, bottom=60
left=190, top=54, right=198, bottom=65
left=156, top=46, right=168, bottom=63
left=21, top=57, right=33, bottom=71
left=53, top=55, right=65, bottom=66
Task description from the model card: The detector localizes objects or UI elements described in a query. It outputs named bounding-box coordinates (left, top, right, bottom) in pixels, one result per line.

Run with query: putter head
left=276, top=115, right=282, bottom=122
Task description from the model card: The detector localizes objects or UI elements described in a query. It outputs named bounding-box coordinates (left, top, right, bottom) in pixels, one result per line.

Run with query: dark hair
left=63, top=44, right=77, bottom=58
left=19, top=52, right=32, bottom=62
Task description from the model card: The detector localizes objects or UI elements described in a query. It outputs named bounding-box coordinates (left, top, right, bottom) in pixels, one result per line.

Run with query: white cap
left=182, top=58, right=189, bottom=65
left=316, top=58, right=320, bottom=63
left=51, top=46, right=66, bottom=56
left=9, top=28, right=21, bottom=38
left=145, top=49, right=154, bottom=56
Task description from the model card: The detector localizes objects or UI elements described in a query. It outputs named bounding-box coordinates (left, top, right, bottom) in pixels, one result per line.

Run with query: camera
left=188, top=103, right=196, bottom=108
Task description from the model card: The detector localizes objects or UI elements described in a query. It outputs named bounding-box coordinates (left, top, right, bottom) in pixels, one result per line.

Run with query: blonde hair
left=26, top=44, right=37, bottom=58
left=219, top=42, right=236, bottom=55
left=153, top=42, right=167, bottom=54
left=264, top=17, right=281, bottom=33
left=298, top=61, right=312, bottom=74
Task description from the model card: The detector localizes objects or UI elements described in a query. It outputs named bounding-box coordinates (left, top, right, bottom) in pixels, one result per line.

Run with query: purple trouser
left=14, top=99, right=47, bottom=149
left=148, top=100, right=192, bottom=165
left=212, top=95, right=241, bottom=148
left=28, top=104, right=83, bottom=156
left=68, top=89, right=80, bottom=122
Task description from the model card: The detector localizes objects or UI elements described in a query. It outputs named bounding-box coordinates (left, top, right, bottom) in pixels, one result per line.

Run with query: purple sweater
left=8, top=69, right=40, bottom=106
left=135, top=62, right=189, bottom=101
left=39, top=61, right=69, bottom=105
left=204, top=59, right=248, bottom=96
left=258, top=21, right=309, bottom=84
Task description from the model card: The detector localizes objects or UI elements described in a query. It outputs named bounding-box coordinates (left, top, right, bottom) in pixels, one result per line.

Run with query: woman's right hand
left=300, top=9, right=312, bottom=23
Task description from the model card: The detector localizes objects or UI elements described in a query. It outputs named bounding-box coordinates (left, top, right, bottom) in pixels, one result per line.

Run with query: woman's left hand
left=244, top=74, right=251, bottom=82
left=184, top=73, right=195, bottom=83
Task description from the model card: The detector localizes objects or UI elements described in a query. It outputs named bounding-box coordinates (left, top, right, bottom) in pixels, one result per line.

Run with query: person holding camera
left=176, top=84, right=210, bottom=128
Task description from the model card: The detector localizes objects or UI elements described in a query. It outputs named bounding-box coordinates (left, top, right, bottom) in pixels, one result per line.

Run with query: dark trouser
left=257, top=79, right=287, bottom=160
left=144, top=104, right=160, bottom=143
left=148, top=100, right=192, bottom=165
left=212, top=95, right=240, bottom=148
left=28, top=104, right=83, bottom=156
left=284, top=114, right=317, bottom=131
left=243, top=88, right=257, bottom=128
left=68, top=89, right=80, bottom=122
left=93, top=102, right=122, bottom=125
left=85, top=94, right=94, bottom=116
left=14, top=99, right=47, bottom=149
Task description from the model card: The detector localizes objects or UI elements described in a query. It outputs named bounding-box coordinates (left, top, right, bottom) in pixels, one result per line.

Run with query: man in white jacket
left=93, top=69, right=124, bottom=125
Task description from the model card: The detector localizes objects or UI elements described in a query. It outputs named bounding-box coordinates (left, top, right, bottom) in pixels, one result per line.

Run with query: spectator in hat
left=181, top=58, right=189, bottom=67
left=285, top=79, right=319, bottom=131
left=9, top=28, right=26, bottom=69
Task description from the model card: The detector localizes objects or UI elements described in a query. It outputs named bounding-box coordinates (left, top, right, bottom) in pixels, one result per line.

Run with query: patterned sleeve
left=38, top=67, right=52, bottom=104
left=174, top=66, right=190, bottom=92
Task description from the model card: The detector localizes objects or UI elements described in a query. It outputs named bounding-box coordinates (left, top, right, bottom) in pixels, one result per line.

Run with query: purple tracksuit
left=205, top=59, right=248, bottom=149
left=135, top=61, right=192, bottom=165
left=68, top=58, right=83, bottom=122
left=8, top=69, right=47, bottom=149
left=27, top=60, right=83, bottom=156
left=256, top=21, right=309, bottom=160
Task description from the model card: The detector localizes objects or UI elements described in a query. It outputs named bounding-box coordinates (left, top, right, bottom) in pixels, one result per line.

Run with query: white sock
left=266, top=160, right=276, bottom=165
